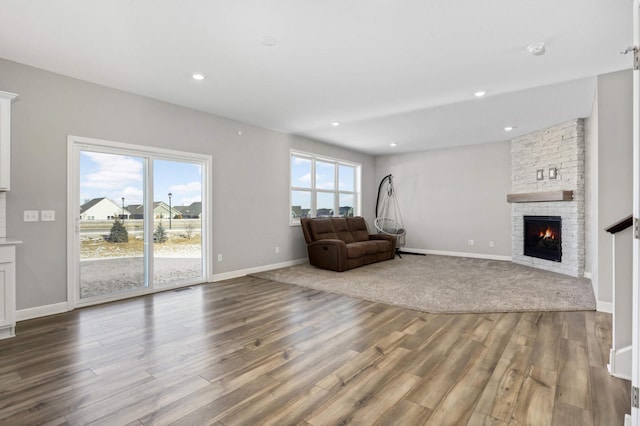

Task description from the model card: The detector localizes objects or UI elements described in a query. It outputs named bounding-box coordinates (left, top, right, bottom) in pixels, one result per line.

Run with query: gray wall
left=593, top=69, right=633, bottom=307
left=375, top=141, right=512, bottom=257
left=0, top=58, right=376, bottom=311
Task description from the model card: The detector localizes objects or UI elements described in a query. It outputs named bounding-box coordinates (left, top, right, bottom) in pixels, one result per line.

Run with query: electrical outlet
left=467, top=239, right=474, bottom=246
left=217, top=254, right=223, bottom=262
left=41, top=210, right=55, bottom=221
left=24, top=210, right=39, bottom=222
left=275, top=246, right=280, bottom=254
left=489, top=240, right=495, bottom=247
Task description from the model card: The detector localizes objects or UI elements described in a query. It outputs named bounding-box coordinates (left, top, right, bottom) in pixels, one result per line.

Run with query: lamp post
left=168, top=193, right=172, bottom=230
left=121, top=197, right=125, bottom=221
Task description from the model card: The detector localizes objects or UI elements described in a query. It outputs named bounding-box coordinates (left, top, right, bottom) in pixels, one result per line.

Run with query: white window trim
left=290, top=149, right=361, bottom=226
left=67, top=135, right=213, bottom=310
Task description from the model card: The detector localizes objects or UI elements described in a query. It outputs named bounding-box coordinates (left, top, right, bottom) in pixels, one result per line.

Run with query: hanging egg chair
left=375, top=174, right=406, bottom=249
left=375, top=174, right=424, bottom=257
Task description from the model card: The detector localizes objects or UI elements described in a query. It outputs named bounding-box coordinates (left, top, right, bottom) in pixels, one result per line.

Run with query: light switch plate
left=41, top=210, right=55, bottom=221
left=24, top=210, right=39, bottom=222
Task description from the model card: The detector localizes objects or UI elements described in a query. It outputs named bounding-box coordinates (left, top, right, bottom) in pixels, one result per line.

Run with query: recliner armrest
left=308, top=238, right=347, bottom=254
left=307, top=239, right=348, bottom=271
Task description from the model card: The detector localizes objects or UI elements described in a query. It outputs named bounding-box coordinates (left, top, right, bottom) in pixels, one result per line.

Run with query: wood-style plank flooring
left=0, top=276, right=631, bottom=425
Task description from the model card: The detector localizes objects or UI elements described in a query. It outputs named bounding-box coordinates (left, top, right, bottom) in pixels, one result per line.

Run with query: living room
left=0, top=1, right=636, bottom=424
left=1, top=60, right=631, bottom=321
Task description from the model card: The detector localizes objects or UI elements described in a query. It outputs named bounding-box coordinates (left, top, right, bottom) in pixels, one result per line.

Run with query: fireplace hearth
left=523, top=216, right=562, bottom=262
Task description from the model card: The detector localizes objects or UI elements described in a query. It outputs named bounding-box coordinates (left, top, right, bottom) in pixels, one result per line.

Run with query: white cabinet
left=0, top=245, right=16, bottom=339
left=0, top=89, right=18, bottom=339
left=0, top=91, right=17, bottom=191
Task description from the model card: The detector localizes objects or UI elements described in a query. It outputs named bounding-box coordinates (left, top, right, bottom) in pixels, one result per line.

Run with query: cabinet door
left=0, top=245, right=15, bottom=333
left=0, top=261, right=14, bottom=328
left=0, top=91, right=17, bottom=191
left=0, top=97, right=8, bottom=190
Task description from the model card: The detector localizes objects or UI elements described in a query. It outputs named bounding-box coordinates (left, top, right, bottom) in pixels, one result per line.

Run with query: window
left=290, top=151, right=361, bottom=224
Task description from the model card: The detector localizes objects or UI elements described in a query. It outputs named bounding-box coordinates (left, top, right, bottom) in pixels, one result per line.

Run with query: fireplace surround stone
left=509, top=119, right=585, bottom=277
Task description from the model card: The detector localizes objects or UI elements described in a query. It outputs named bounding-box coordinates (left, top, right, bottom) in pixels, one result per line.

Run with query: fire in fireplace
left=523, top=216, right=562, bottom=262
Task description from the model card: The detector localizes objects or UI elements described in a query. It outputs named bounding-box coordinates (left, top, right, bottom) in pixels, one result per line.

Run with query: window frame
left=290, top=150, right=361, bottom=226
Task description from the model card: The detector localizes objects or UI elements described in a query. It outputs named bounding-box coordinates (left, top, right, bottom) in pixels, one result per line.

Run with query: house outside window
left=290, top=150, right=361, bottom=225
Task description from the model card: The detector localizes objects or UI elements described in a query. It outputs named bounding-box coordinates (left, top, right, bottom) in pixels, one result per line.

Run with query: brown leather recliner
left=300, top=216, right=396, bottom=272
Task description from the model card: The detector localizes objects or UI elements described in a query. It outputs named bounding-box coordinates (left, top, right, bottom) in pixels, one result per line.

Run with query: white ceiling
left=0, top=1, right=633, bottom=155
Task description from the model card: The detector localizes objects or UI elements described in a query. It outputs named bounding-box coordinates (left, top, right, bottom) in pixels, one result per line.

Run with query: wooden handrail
left=605, top=215, right=633, bottom=234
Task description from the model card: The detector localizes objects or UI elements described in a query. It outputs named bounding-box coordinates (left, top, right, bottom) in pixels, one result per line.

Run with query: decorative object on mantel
left=506, top=190, right=573, bottom=203
left=536, top=169, right=544, bottom=180
left=549, top=167, right=557, bottom=179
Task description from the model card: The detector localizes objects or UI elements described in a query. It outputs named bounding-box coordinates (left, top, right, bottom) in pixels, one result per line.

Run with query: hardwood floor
left=0, top=276, right=631, bottom=425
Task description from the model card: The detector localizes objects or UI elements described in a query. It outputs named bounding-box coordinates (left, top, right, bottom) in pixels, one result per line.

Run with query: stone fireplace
left=509, top=119, right=585, bottom=277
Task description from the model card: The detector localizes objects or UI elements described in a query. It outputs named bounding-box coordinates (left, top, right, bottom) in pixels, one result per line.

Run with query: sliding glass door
left=68, top=136, right=211, bottom=308
left=152, top=159, right=203, bottom=286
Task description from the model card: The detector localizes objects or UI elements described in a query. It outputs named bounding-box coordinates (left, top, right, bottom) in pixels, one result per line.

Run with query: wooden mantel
left=506, top=190, right=573, bottom=203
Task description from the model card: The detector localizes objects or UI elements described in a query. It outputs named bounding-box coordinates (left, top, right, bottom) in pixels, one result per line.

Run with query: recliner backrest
left=330, top=218, right=355, bottom=243
left=301, top=216, right=370, bottom=243
left=307, top=218, right=338, bottom=241
left=346, top=217, right=370, bottom=242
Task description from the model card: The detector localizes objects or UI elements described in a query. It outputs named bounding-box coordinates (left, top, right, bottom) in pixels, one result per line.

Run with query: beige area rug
left=251, top=255, right=596, bottom=314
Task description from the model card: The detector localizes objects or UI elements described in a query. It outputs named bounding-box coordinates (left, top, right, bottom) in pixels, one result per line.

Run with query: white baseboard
left=0, top=327, right=15, bottom=339
left=209, top=258, right=308, bottom=282
left=403, top=248, right=512, bottom=262
left=597, top=300, right=613, bottom=313
left=608, top=346, right=632, bottom=380
left=583, top=271, right=592, bottom=279
left=16, top=302, right=68, bottom=322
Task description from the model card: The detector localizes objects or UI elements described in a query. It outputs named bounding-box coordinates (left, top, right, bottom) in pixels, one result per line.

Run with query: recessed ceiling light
left=527, top=42, right=546, bottom=56
left=261, top=36, right=277, bottom=47
left=390, top=142, right=398, bottom=147
left=474, top=91, right=487, bottom=97
left=504, top=126, right=515, bottom=131
left=331, top=122, right=341, bottom=127
left=192, top=73, right=205, bottom=80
